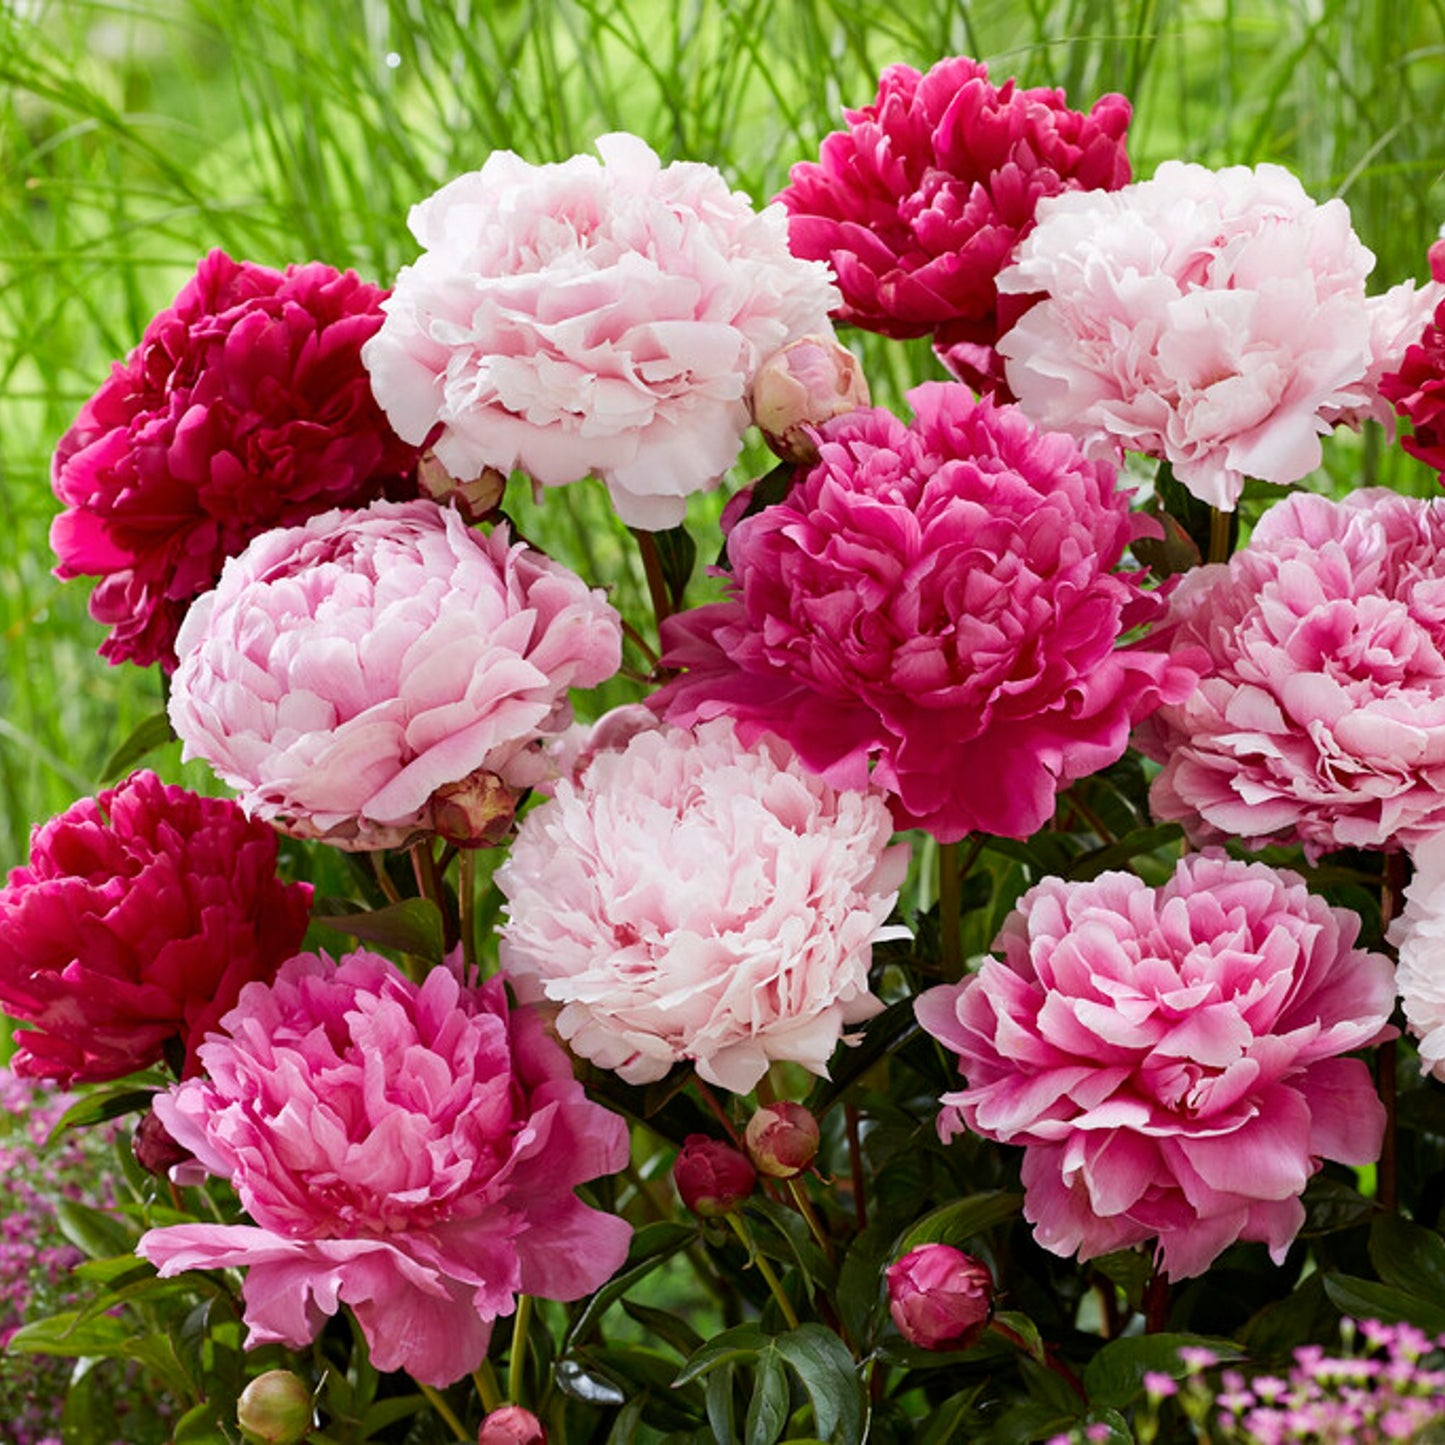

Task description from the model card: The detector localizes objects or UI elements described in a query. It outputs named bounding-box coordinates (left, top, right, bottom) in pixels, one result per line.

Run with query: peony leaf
left=805, top=996, right=921, bottom=1115
left=773, top=1324, right=869, bottom=1445
left=744, top=1350, right=789, bottom=1445
left=1082, top=1333, right=1243, bottom=1410
left=913, top=1388, right=987, bottom=1445
left=45, top=1085, right=157, bottom=1144
left=1369, top=1214, right=1445, bottom=1302
left=98, top=711, right=176, bottom=783
left=54, top=1199, right=140, bottom=1261
left=674, top=1322, right=768, bottom=1386
left=620, top=1298, right=704, bottom=1359
left=1065, top=823, right=1185, bottom=881
left=834, top=1222, right=893, bottom=1350
left=6, top=1309, right=135, bottom=1357
left=311, top=896, right=445, bottom=962
left=893, top=1191, right=1023, bottom=1256
left=564, top=1220, right=695, bottom=1348
left=650, top=521, right=697, bottom=610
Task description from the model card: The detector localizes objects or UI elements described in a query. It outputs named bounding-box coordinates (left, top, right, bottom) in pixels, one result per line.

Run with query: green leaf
left=745, top=1351, right=789, bottom=1445
left=675, top=1323, right=768, bottom=1386
left=705, top=1361, right=738, bottom=1445
left=54, top=1199, right=139, bottom=1260
left=1324, top=1273, right=1445, bottom=1334
left=170, top=1399, right=226, bottom=1443
left=1083, top=1334, right=1243, bottom=1410
left=621, top=1298, right=705, bottom=1359
left=1066, top=824, right=1185, bottom=881
left=357, top=1394, right=428, bottom=1436
left=773, top=1324, right=868, bottom=1445
left=893, top=1191, right=1023, bottom=1255
left=98, top=711, right=175, bottom=783
left=45, top=1085, right=156, bottom=1143
left=1370, top=1214, right=1445, bottom=1299
left=311, top=896, right=445, bottom=960
left=564, top=1220, right=695, bottom=1347
left=913, top=1388, right=985, bottom=1445
left=6, top=1309, right=136, bottom=1358
left=1299, top=1175, right=1375, bottom=1236
left=651, top=522, right=697, bottom=609
left=834, top=1223, right=892, bottom=1350
left=992, top=1311, right=1045, bottom=1364
left=744, top=1197, right=835, bottom=1294
left=606, top=1395, right=648, bottom=1445
left=805, top=996, right=920, bottom=1115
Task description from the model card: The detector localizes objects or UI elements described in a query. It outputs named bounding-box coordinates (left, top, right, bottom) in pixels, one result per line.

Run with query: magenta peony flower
left=1137, top=488, right=1445, bottom=856
left=997, top=162, right=1438, bottom=510
left=1380, top=242, right=1445, bottom=475
left=137, top=949, right=632, bottom=1387
left=1387, top=833, right=1445, bottom=1082
left=777, top=56, right=1131, bottom=393
left=50, top=250, right=418, bottom=670
left=362, top=133, right=839, bottom=530
left=917, top=853, right=1394, bottom=1280
left=0, top=770, right=311, bottom=1084
left=652, top=383, right=1194, bottom=842
left=168, top=497, right=622, bottom=851
left=496, top=718, right=908, bottom=1093
left=886, top=1244, right=994, bottom=1351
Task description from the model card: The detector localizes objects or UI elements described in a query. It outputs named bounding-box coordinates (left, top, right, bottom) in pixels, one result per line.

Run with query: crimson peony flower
left=777, top=56, right=1131, bottom=393
left=1137, top=489, right=1445, bottom=856
left=886, top=1244, right=994, bottom=1351
left=672, top=1135, right=757, bottom=1217
left=653, top=383, right=1194, bottom=843
left=917, top=853, right=1394, bottom=1280
left=138, top=950, right=632, bottom=1387
left=0, top=770, right=311, bottom=1084
left=1380, top=242, right=1445, bottom=475
left=51, top=250, right=419, bottom=670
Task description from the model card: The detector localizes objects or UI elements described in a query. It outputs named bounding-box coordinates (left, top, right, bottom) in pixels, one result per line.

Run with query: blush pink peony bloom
left=1137, top=489, right=1445, bottom=856
left=917, top=853, right=1394, bottom=1280
left=50, top=250, right=419, bottom=670
left=777, top=56, right=1131, bottom=395
left=0, top=770, right=311, bottom=1084
left=496, top=718, right=908, bottom=1093
left=168, top=498, right=622, bottom=851
left=137, top=950, right=632, bottom=1387
left=997, top=162, right=1439, bottom=509
left=362, top=133, right=839, bottom=530
left=651, top=383, right=1195, bottom=842
left=1387, top=833, right=1445, bottom=1082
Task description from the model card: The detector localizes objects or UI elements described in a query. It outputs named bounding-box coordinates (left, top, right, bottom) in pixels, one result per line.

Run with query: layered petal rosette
left=1387, top=833, right=1445, bottom=1081
left=0, top=770, right=311, bottom=1083
left=997, top=161, right=1440, bottom=509
left=138, top=950, right=632, bottom=1386
left=362, top=133, right=839, bottom=530
left=496, top=718, right=908, bottom=1094
left=1137, top=489, right=1445, bottom=855
left=917, top=853, right=1393, bottom=1280
left=652, top=383, right=1195, bottom=842
left=777, top=56, right=1131, bottom=393
left=51, top=250, right=418, bottom=669
left=1380, top=242, right=1445, bottom=475
left=168, top=498, right=622, bottom=850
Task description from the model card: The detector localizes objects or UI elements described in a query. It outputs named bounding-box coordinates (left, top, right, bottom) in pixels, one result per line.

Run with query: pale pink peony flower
left=363, top=133, right=839, bottom=530
left=137, top=949, right=632, bottom=1387
left=917, top=853, right=1394, bottom=1280
left=168, top=498, right=621, bottom=850
left=496, top=718, right=908, bottom=1094
left=997, top=161, right=1436, bottom=509
left=1137, top=489, right=1445, bottom=856
left=1387, top=833, right=1445, bottom=1081
left=652, top=383, right=1195, bottom=842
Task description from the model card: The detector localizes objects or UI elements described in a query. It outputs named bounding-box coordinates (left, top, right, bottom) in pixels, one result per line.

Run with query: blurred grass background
left=3, top=0, right=1445, bottom=860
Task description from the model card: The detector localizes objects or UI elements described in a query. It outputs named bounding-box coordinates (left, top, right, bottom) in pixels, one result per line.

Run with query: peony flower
left=1137, top=489, right=1445, bottom=856
left=363, top=133, right=839, bottom=530
left=51, top=250, right=418, bottom=670
left=496, top=718, right=908, bottom=1093
left=652, top=383, right=1195, bottom=842
left=917, top=853, right=1394, bottom=1280
left=0, top=770, right=311, bottom=1084
left=672, top=1135, right=758, bottom=1217
left=168, top=497, right=622, bottom=851
left=750, top=334, right=870, bottom=463
left=1380, top=241, right=1445, bottom=474
left=997, top=161, right=1439, bottom=510
left=886, top=1244, right=994, bottom=1351
left=776, top=56, right=1131, bottom=394
left=477, top=1406, right=548, bottom=1445
left=137, top=949, right=632, bottom=1387
left=1387, top=833, right=1445, bottom=1081
left=744, top=1102, right=821, bottom=1179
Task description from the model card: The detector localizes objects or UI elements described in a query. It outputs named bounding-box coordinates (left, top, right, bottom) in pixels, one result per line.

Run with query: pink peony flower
left=0, top=770, right=311, bottom=1084
left=777, top=56, right=1131, bottom=394
left=168, top=497, right=622, bottom=851
left=496, top=718, right=908, bottom=1093
left=1387, top=833, right=1445, bottom=1081
left=651, top=383, right=1195, bottom=842
left=917, top=853, right=1394, bottom=1279
left=750, top=334, right=870, bottom=463
left=362, top=133, right=839, bottom=530
left=997, top=161, right=1438, bottom=509
left=1137, top=489, right=1445, bottom=856
left=137, top=949, right=632, bottom=1387
left=886, top=1244, right=994, bottom=1351
left=1380, top=242, right=1445, bottom=474
left=50, top=250, right=418, bottom=670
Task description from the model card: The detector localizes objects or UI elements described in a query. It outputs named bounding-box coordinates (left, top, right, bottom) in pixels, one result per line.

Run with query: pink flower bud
left=430, top=768, right=518, bottom=848
left=237, top=1370, right=312, bottom=1445
left=672, top=1134, right=757, bottom=1217
left=417, top=451, right=508, bottom=524
left=886, top=1243, right=994, bottom=1351
left=478, top=1405, right=547, bottom=1445
left=744, top=1101, right=820, bottom=1179
left=750, top=335, right=869, bottom=463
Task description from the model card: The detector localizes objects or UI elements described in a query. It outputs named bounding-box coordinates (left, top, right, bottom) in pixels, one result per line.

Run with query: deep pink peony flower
left=672, top=1135, right=758, bottom=1217
left=363, top=133, right=839, bottom=530
left=886, top=1244, right=994, bottom=1351
left=0, top=770, right=311, bottom=1084
left=497, top=718, right=908, bottom=1093
left=1387, top=834, right=1445, bottom=1082
left=50, top=250, right=419, bottom=670
left=137, top=949, right=632, bottom=1387
left=652, top=383, right=1194, bottom=842
left=478, top=1406, right=547, bottom=1445
left=777, top=56, right=1131, bottom=393
left=997, top=162, right=1439, bottom=510
left=1137, top=489, right=1445, bottom=856
left=168, top=498, right=622, bottom=851
left=917, top=853, right=1393, bottom=1279
left=1380, top=243, right=1445, bottom=475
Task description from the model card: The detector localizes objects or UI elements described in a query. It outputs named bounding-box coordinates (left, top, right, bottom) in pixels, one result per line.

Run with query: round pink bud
left=886, top=1244, right=994, bottom=1351
left=416, top=451, right=507, bottom=525
left=237, top=1370, right=312, bottom=1445
left=744, top=1102, right=821, bottom=1179
left=672, top=1134, right=757, bottom=1218
left=750, top=335, right=869, bottom=463
left=478, top=1405, right=547, bottom=1445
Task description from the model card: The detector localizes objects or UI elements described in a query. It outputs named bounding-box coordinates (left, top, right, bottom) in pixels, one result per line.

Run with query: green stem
left=508, top=1295, right=533, bottom=1406
left=417, top=1381, right=469, bottom=1440
left=1208, top=506, right=1232, bottom=565
left=458, top=848, right=479, bottom=976
left=939, top=838, right=963, bottom=984
left=473, top=1361, right=504, bottom=1412
left=1379, top=850, right=1409, bottom=1213
left=726, top=1211, right=800, bottom=1329
left=786, top=1176, right=834, bottom=1264
left=845, top=1103, right=867, bottom=1231
left=370, top=851, right=402, bottom=905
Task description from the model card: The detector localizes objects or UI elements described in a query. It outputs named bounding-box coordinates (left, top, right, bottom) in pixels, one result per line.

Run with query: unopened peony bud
left=132, top=1105, right=193, bottom=1178
left=478, top=1405, right=547, bottom=1445
left=672, top=1134, right=757, bottom=1217
left=237, top=1370, right=312, bottom=1445
left=417, top=451, right=507, bottom=524
left=430, top=768, right=518, bottom=848
left=750, top=335, right=869, bottom=463
left=744, top=1101, right=820, bottom=1179
left=886, top=1244, right=994, bottom=1351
